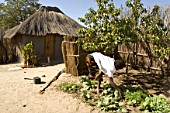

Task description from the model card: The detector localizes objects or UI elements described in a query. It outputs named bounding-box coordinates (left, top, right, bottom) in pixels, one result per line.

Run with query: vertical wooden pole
left=126, top=44, right=129, bottom=75
left=62, top=41, right=68, bottom=73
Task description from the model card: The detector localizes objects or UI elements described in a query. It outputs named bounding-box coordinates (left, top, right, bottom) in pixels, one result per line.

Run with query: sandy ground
left=1, top=62, right=170, bottom=113
left=0, top=63, right=100, bottom=113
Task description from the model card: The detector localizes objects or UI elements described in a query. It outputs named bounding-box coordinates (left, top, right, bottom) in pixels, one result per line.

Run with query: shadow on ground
left=119, top=72, right=170, bottom=97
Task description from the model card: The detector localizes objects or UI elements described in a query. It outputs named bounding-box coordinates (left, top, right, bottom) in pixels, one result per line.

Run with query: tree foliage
left=0, top=0, right=41, bottom=30
left=78, top=0, right=124, bottom=54
left=78, top=0, right=170, bottom=59
left=138, top=5, right=170, bottom=59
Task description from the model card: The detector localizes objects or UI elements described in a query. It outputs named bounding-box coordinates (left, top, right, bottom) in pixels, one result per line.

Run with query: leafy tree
left=78, top=0, right=121, bottom=55
left=78, top=0, right=170, bottom=59
left=139, top=5, right=170, bottom=59
left=0, top=0, right=41, bottom=30
left=78, top=0, right=170, bottom=74
left=77, top=0, right=140, bottom=56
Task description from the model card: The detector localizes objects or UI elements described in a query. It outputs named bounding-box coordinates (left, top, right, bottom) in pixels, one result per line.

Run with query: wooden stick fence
left=62, top=36, right=170, bottom=76
left=118, top=42, right=170, bottom=75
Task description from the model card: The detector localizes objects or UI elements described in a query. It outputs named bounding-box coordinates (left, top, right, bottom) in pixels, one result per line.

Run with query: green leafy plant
left=140, top=96, right=170, bottom=113
left=59, top=76, right=128, bottom=112
left=22, top=42, right=34, bottom=59
left=22, top=42, right=38, bottom=67
left=80, top=76, right=127, bottom=112
left=80, top=76, right=97, bottom=90
left=81, top=90, right=91, bottom=100
left=97, top=94, right=124, bottom=111
left=58, top=76, right=170, bottom=113
left=125, top=87, right=170, bottom=113
left=125, top=88, right=148, bottom=106
left=59, top=82, right=82, bottom=93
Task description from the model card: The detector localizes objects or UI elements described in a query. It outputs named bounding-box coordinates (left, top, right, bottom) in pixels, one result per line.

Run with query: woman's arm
left=95, top=69, right=103, bottom=80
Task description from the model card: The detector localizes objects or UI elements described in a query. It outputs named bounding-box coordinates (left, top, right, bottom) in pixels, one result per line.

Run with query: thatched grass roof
left=3, top=25, right=20, bottom=39
left=4, top=6, right=83, bottom=38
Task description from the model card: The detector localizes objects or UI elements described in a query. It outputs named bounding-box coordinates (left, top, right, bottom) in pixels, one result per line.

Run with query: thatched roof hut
left=4, top=6, right=83, bottom=37
left=3, top=6, right=83, bottom=64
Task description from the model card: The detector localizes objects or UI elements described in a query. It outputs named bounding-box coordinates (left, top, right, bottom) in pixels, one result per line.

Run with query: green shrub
left=59, top=76, right=170, bottom=113
left=140, top=96, right=170, bottom=113
left=22, top=42, right=39, bottom=67
left=80, top=76, right=97, bottom=90
left=59, top=82, right=81, bottom=93
left=125, top=89, right=148, bottom=106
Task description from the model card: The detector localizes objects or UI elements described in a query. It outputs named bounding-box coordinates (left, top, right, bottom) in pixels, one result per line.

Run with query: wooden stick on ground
left=39, top=70, right=63, bottom=94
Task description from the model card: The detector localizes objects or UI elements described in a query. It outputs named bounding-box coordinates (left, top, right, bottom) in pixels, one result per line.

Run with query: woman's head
left=114, top=60, right=125, bottom=70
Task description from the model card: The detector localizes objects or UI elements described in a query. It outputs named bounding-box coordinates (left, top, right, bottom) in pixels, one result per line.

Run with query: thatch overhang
left=4, top=25, right=20, bottom=39
left=4, top=6, right=84, bottom=38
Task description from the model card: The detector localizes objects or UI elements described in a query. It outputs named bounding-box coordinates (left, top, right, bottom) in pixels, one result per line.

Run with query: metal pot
left=33, top=77, right=41, bottom=84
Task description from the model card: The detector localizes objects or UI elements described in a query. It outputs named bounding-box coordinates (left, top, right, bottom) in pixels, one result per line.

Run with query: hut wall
left=15, top=34, right=64, bottom=63
left=54, top=34, right=63, bottom=62
left=15, top=35, right=44, bottom=62
left=3, top=38, right=15, bottom=62
left=23, top=35, right=44, bottom=57
left=62, top=36, right=88, bottom=76
left=0, top=29, right=6, bottom=63
left=0, top=42, right=6, bottom=64
left=15, top=36, right=23, bottom=61
left=43, top=34, right=63, bottom=63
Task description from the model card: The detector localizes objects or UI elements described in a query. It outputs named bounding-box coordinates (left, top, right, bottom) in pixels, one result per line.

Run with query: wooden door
left=44, top=35, right=54, bottom=59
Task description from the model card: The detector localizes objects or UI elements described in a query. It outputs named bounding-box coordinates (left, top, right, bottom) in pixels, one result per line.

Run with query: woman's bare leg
left=97, top=78, right=102, bottom=94
left=108, top=77, right=124, bottom=99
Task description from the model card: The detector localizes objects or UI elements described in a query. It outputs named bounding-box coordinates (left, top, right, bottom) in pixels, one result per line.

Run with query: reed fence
left=118, top=42, right=170, bottom=75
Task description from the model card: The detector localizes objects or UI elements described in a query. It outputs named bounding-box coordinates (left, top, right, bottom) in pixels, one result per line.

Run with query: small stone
left=42, top=75, right=46, bottom=77
left=23, top=105, right=26, bottom=107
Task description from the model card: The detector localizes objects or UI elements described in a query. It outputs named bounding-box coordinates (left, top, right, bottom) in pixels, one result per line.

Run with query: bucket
left=33, top=77, right=41, bottom=84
